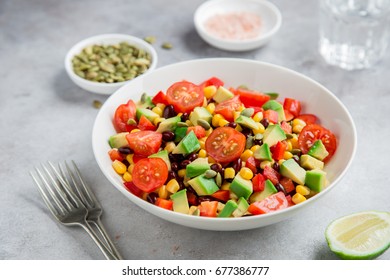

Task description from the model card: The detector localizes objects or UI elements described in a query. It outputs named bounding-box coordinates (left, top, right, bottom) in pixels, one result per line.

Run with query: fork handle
left=89, top=219, right=124, bottom=260
left=79, top=222, right=118, bottom=260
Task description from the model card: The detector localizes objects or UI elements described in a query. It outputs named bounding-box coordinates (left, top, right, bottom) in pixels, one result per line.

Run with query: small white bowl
left=194, top=0, right=282, bottom=51
left=65, top=34, right=158, bottom=95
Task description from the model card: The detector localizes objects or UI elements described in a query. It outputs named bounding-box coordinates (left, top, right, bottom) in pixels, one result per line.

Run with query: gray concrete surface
left=0, top=0, right=389, bottom=260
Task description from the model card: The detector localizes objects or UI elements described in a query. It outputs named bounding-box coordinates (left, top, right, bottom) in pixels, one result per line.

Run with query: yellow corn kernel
left=202, top=97, right=208, bottom=107
left=126, top=154, right=134, bottom=165
left=199, top=137, right=207, bottom=149
left=237, top=105, right=245, bottom=112
left=221, top=182, right=231, bottom=190
left=153, top=117, right=164, bottom=126
left=286, top=140, right=293, bottom=151
left=296, top=185, right=311, bottom=196
left=212, top=114, right=223, bottom=127
left=292, top=193, right=307, bottom=204
left=122, top=172, right=133, bottom=182
left=203, top=85, right=217, bottom=99
left=292, top=118, right=306, bottom=134
left=164, top=141, right=176, bottom=153
left=218, top=119, right=230, bottom=127
left=156, top=103, right=166, bottom=111
left=177, top=112, right=183, bottom=118
left=127, top=163, right=135, bottom=174
left=152, top=106, right=163, bottom=116
left=253, top=122, right=265, bottom=134
left=289, top=134, right=299, bottom=149
left=235, top=124, right=243, bottom=132
left=112, top=160, right=127, bottom=175
left=233, top=111, right=241, bottom=121
left=252, top=112, right=264, bottom=122
left=185, top=120, right=192, bottom=126
left=206, top=103, right=215, bottom=115
left=239, top=167, right=254, bottom=180
left=250, top=145, right=261, bottom=153
left=208, top=156, right=216, bottom=164
left=178, top=169, right=186, bottom=178
left=278, top=159, right=286, bottom=165
left=224, top=167, right=236, bottom=180
left=198, top=149, right=207, bottom=158
left=240, top=149, right=254, bottom=162
left=260, top=160, right=273, bottom=169
left=158, top=185, right=169, bottom=199
left=142, top=192, right=149, bottom=200
left=166, top=179, right=180, bottom=193
left=283, top=151, right=293, bottom=160
left=130, top=128, right=141, bottom=133
left=205, top=127, right=213, bottom=136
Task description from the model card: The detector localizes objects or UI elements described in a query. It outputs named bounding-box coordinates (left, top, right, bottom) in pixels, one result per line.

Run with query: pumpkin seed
left=197, top=119, right=211, bottom=130
left=204, top=170, right=217, bottom=179
left=215, top=173, right=222, bottom=187
left=161, top=42, right=173, bottom=49
left=92, top=100, right=102, bottom=109
left=241, top=108, right=254, bottom=118
left=144, top=36, right=156, bottom=44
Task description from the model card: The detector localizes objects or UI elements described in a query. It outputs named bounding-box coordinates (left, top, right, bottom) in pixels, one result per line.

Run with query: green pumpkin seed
left=197, top=119, right=211, bottom=130
left=92, top=100, right=102, bottom=109
left=241, top=108, right=255, bottom=118
left=204, top=170, right=217, bottom=179
left=144, top=36, right=156, bottom=44
left=161, top=42, right=173, bottom=49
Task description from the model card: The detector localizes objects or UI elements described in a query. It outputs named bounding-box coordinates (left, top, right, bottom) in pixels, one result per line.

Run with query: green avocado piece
left=136, top=107, right=159, bottom=122
left=230, top=174, right=253, bottom=200
left=138, top=94, right=155, bottom=109
left=148, top=150, right=171, bottom=171
left=172, top=131, right=200, bottom=155
left=308, top=140, right=329, bottom=161
left=305, top=169, right=327, bottom=192
left=174, top=126, right=188, bottom=142
left=262, top=100, right=286, bottom=122
left=189, top=107, right=212, bottom=126
left=156, top=116, right=181, bottom=133
left=213, top=86, right=234, bottom=103
left=170, top=189, right=190, bottom=214
left=235, top=115, right=259, bottom=130
left=262, top=124, right=287, bottom=147
left=249, top=179, right=278, bottom=203
left=185, top=158, right=210, bottom=178
left=280, top=158, right=306, bottom=185
left=187, top=174, right=219, bottom=196
left=253, top=143, right=272, bottom=161
left=232, top=197, right=250, bottom=217
left=300, top=154, right=324, bottom=170
left=218, top=200, right=238, bottom=218
left=108, top=132, right=129, bottom=148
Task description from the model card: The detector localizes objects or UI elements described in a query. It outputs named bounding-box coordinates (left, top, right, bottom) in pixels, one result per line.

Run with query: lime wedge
left=325, top=211, right=390, bottom=260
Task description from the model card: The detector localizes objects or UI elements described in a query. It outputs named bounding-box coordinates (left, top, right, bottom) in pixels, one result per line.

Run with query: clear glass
left=319, top=0, right=390, bottom=70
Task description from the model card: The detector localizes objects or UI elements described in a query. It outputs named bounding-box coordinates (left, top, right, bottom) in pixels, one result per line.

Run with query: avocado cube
left=213, top=86, right=234, bottom=103
left=230, top=174, right=253, bottom=200
left=236, top=115, right=259, bottom=130
left=185, top=158, right=210, bottom=178
left=262, top=100, right=286, bottom=122
left=253, top=143, right=273, bottom=161
left=249, top=179, right=277, bottom=203
left=232, top=197, right=250, bottom=217
left=136, top=107, right=159, bottom=122
left=308, top=140, right=329, bottom=161
left=189, top=107, right=212, bottom=126
left=156, top=116, right=181, bottom=133
left=300, top=154, right=324, bottom=170
left=174, top=127, right=188, bottom=142
left=305, top=169, right=327, bottom=192
left=188, top=175, right=219, bottom=196
left=218, top=200, right=238, bottom=218
left=280, top=158, right=306, bottom=185
left=263, top=124, right=287, bottom=147
left=172, top=131, right=200, bottom=155
left=108, top=132, right=129, bottom=148
left=171, top=189, right=190, bottom=214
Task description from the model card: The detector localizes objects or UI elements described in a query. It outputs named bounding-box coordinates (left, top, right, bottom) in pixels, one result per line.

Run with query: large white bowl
left=92, top=58, right=357, bottom=231
left=65, top=34, right=158, bottom=95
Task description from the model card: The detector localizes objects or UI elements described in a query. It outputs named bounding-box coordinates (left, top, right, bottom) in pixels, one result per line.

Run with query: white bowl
left=65, top=34, right=158, bottom=95
left=194, top=0, right=282, bottom=51
left=92, top=58, right=357, bottom=231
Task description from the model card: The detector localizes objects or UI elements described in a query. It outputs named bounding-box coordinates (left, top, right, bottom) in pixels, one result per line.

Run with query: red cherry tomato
left=298, top=124, right=337, bottom=162
left=187, top=125, right=206, bottom=139
left=152, top=91, right=168, bottom=105
left=138, top=115, right=156, bottom=131
left=210, top=190, right=230, bottom=202
left=232, top=87, right=271, bottom=107
left=214, top=95, right=242, bottom=122
left=283, top=98, right=302, bottom=117
left=263, top=165, right=280, bottom=185
left=166, top=81, right=204, bottom=113
left=132, top=158, right=168, bottom=193
left=248, top=192, right=288, bottom=215
left=296, top=114, right=318, bottom=124
left=113, top=100, right=137, bottom=132
left=199, top=76, right=224, bottom=88
left=205, top=127, right=246, bottom=164
left=155, top=198, right=173, bottom=210
left=126, top=131, right=162, bottom=156
left=199, top=201, right=219, bottom=217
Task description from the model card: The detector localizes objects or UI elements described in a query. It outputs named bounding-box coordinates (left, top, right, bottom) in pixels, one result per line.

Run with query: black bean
left=118, top=147, right=132, bottom=154
left=260, top=118, right=269, bottom=128
left=226, top=122, right=237, bottom=129
left=187, top=152, right=198, bottom=162
left=146, top=192, right=158, bottom=204
left=171, top=162, right=179, bottom=172
left=181, top=112, right=189, bottom=122
left=275, top=183, right=287, bottom=195
left=169, top=153, right=184, bottom=162
left=273, top=162, right=280, bottom=172
left=163, top=105, right=176, bottom=119
left=180, top=160, right=191, bottom=169
left=162, top=131, right=175, bottom=142
left=231, top=158, right=242, bottom=173
left=198, top=196, right=215, bottom=203
left=167, top=170, right=178, bottom=181
left=254, top=138, right=263, bottom=146
left=292, top=155, right=300, bottom=163
left=241, top=128, right=253, bottom=138
left=210, top=163, right=222, bottom=173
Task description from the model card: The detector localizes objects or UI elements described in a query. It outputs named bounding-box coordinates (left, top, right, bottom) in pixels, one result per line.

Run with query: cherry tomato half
left=205, top=127, right=246, bottom=164
left=232, top=88, right=271, bottom=107
left=126, top=131, right=162, bottom=156
left=132, top=158, right=168, bottom=193
left=248, top=192, right=288, bottom=215
left=113, top=100, right=137, bottom=132
left=296, top=114, right=318, bottom=125
left=298, top=123, right=337, bottom=162
left=214, top=95, right=242, bottom=122
left=166, top=81, right=204, bottom=113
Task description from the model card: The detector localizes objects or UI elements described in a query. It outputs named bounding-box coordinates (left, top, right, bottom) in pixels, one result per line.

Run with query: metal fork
left=59, top=160, right=123, bottom=260
left=30, top=163, right=118, bottom=260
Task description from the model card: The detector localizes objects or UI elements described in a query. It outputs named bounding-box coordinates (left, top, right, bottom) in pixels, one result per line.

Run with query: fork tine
left=63, top=161, right=91, bottom=207
left=69, top=160, right=97, bottom=207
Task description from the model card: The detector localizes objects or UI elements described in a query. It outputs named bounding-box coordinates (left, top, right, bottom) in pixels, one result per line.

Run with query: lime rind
left=325, top=211, right=390, bottom=260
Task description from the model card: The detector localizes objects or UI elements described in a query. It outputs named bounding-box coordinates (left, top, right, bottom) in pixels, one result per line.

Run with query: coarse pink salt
left=204, top=11, right=262, bottom=41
